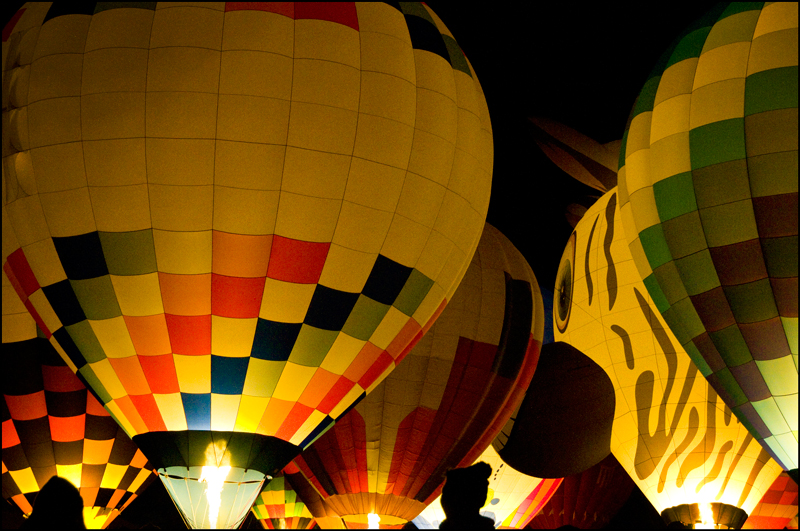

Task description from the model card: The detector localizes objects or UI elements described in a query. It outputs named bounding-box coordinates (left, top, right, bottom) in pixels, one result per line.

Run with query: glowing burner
left=200, top=466, right=232, bottom=529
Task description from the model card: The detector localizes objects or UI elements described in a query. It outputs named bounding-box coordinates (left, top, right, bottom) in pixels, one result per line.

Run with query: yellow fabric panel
left=747, top=28, right=799, bottom=75
left=57, top=463, right=83, bottom=489
left=216, top=94, right=290, bottom=144
left=289, top=409, right=327, bottom=447
left=6, top=196, right=49, bottom=248
left=218, top=50, right=293, bottom=99
left=149, top=5, right=224, bottom=49
left=242, top=359, right=285, bottom=398
left=82, top=92, right=145, bottom=140
left=100, top=463, right=128, bottom=490
left=128, top=468, right=152, bottom=493
left=650, top=95, right=692, bottom=145
left=359, top=70, right=416, bottom=127
left=411, top=282, right=446, bottom=327
left=110, top=273, right=163, bottom=317
left=154, top=392, right=188, bottom=431
left=701, top=10, right=760, bottom=54
left=84, top=139, right=147, bottom=187
left=221, top=10, right=293, bottom=54
left=286, top=101, right=358, bottom=155
left=211, top=316, right=258, bottom=358
left=648, top=132, right=692, bottom=184
left=173, top=354, right=211, bottom=394
left=9, top=468, right=40, bottom=494
left=380, top=214, right=430, bottom=270
left=272, top=362, right=316, bottom=403
left=370, top=306, right=409, bottom=350
left=23, top=238, right=67, bottom=287
left=28, top=53, right=82, bottom=103
left=353, top=113, right=416, bottom=169
left=150, top=182, right=214, bottom=232
left=90, top=184, right=151, bottom=232
left=28, top=97, right=82, bottom=148
left=84, top=7, right=154, bottom=51
left=83, top=438, right=115, bottom=465
left=359, top=31, right=415, bottom=88
left=395, top=172, right=446, bottom=230
left=413, top=49, right=456, bottom=101
left=293, top=58, right=360, bottom=111
left=89, top=317, right=137, bottom=359
left=104, top=399, right=136, bottom=438
left=694, top=42, right=750, bottom=90
left=328, top=384, right=364, bottom=420
left=753, top=2, right=799, bottom=39
left=212, top=187, right=279, bottom=236
left=40, top=187, right=97, bottom=238
left=152, top=230, right=212, bottom=275
left=332, top=202, right=393, bottom=254
left=30, top=144, right=86, bottom=198
left=407, top=129, right=456, bottom=188
left=689, top=78, right=746, bottom=129
left=210, top=394, right=241, bottom=432
left=356, top=2, right=411, bottom=45
left=625, top=111, right=653, bottom=162
left=234, top=395, right=271, bottom=433
left=90, top=359, right=128, bottom=399
left=84, top=506, right=113, bottom=529
left=415, top=86, right=458, bottom=145
left=344, top=158, right=405, bottom=212
left=146, top=138, right=215, bottom=186
left=32, top=16, right=91, bottom=61
left=282, top=148, right=350, bottom=200
left=273, top=191, right=340, bottom=242
left=259, top=278, right=316, bottom=323
left=621, top=146, right=652, bottom=200
left=213, top=140, right=284, bottom=190
left=294, top=19, right=360, bottom=68
left=320, top=333, right=366, bottom=376
left=146, top=91, right=218, bottom=139
left=435, top=191, right=476, bottom=253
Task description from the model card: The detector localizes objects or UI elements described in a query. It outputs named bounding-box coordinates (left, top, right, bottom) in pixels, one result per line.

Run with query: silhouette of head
left=440, top=461, right=492, bottom=518
left=24, top=476, right=85, bottom=529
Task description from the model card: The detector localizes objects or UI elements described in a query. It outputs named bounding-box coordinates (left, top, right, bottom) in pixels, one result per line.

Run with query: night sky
left=3, top=2, right=728, bottom=529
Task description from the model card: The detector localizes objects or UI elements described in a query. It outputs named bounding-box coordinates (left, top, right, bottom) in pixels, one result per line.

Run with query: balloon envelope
left=742, top=471, right=798, bottom=530
left=617, top=1, right=798, bottom=473
left=290, top=223, right=544, bottom=527
left=2, top=2, right=493, bottom=527
left=250, top=473, right=316, bottom=530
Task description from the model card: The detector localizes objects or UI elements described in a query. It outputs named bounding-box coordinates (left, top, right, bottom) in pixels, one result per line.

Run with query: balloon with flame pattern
left=554, top=189, right=783, bottom=528
left=2, top=2, right=492, bottom=528
left=617, top=1, right=798, bottom=475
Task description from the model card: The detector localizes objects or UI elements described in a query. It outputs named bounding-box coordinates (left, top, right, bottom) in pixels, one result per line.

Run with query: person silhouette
left=21, top=476, right=86, bottom=529
left=439, top=461, right=495, bottom=529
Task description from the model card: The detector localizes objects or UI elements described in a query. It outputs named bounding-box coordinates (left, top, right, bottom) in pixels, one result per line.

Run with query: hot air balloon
left=616, top=1, right=798, bottom=475
left=1, top=2, right=492, bottom=527
left=250, top=472, right=316, bottom=530
left=2, top=270, right=155, bottom=529
left=412, top=444, right=562, bottom=529
left=554, top=189, right=784, bottom=528
left=288, top=223, right=544, bottom=527
left=526, top=453, right=635, bottom=529
left=743, top=471, right=798, bottom=530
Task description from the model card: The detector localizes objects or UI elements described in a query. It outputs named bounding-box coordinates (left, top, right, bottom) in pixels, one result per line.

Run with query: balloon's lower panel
left=157, top=466, right=266, bottom=529
left=661, top=502, right=748, bottom=529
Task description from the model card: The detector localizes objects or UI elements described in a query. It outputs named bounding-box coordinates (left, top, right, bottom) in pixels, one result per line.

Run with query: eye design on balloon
left=555, top=231, right=576, bottom=333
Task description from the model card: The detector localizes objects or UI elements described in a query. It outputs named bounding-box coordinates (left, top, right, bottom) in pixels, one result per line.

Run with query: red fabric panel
left=295, top=2, right=358, bottom=31
left=139, top=354, right=181, bottom=395
left=42, top=365, right=84, bottom=392
left=317, top=376, right=355, bottom=415
left=225, top=2, right=294, bottom=17
left=211, top=274, right=266, bottom=318
left=128, top=394, right=168, bottom=432
left=267, top=236, right=329, bottom=284
left=165, top=314, right=211, bottom=355
left=358, top=351, right=393, bottom=390
left=2, top=7, right=25, bottom=41
left=385, top=318, right=421, bottom=360
left=4, top=249, right=40, bottom=297
left=49, top=414, right=85, bottom=442
left=6, top=391, right=47, bottom=420
left=2, top=419, right=21, bottom=448
left=275, top=402, right=314, bottom=441
left=86, top=392, right=111, bottom=417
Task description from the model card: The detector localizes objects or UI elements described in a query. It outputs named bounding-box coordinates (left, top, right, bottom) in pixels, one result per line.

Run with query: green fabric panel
left=689, top=118, right=747, bottom=170
left=394, top=269, right=435, bottom=317
left=698, top=200, right=759, bottom=247
left=618, top=127, right=629, bottom=171
left=762, top=236, right=798, bottom=278
left=665, top=296, right=706, bottom=341
left=79, top=363, right=112, bottom=404
left=763, top=435, right=794, bottom=471
left=692, top=159, right=751, bottom=209
left=716, top=367, right=749, bottom=406
left=251, top=505, right=265, bottom=519
left=653, top=261, right=689, bottom=306
left=674, top=249, right=720, bottom=296
left=771, top=432, right=798, bottom=468
left=399, top=2, right=435, bottom=24
left=66, top=320, right=107, bottom=363
left=270, top=476, right=284, bottom=491
left=643, top=273, right=670, bottom=313
left=663, top=211, right=708, bottom=259
left=745, top=66, right=799, bottom=116
left=341, top=295, right=390, bottom=341
left=748, top=151, right=799, bottom=197
left=639, top=223, right=673, bottom=270
left=732, top=404, right=759, bottom=436
left=701, top=7, right=761, bottom=53
left=685, top=339, right=713, bottom=377
left=99, top=229, right=157, bottom=276
left=756, top=356, right=799, bottom=396
left=289, top=325, right=338, bottom=367
left=654, top=171, right=697, bottom=221
left=709, top=324, right=753, bottom=367
left=442, top=35, right=471, bottom=77
left=718, top=2, right=764, bottom=19
left=752, top=397, right=792, bottom=432
left=723, top=278, right=780, bottom=323
left=631, top=75, right=662, bottom=118
left=666, top=26, right=713, bottom=69
left=71, top=275, right=122, bottom=320
left=773, top=395, right=798, bottom=431
left=782, top=317, right=798, bottom=355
